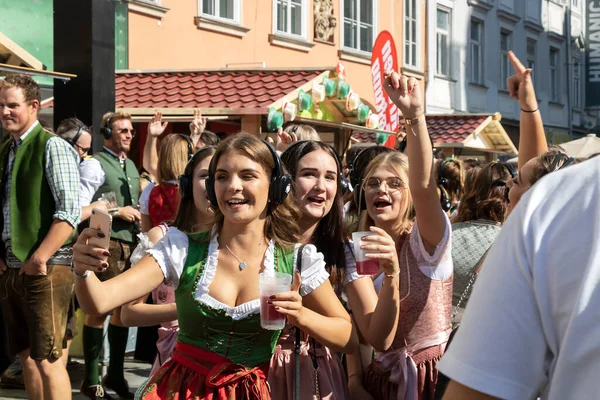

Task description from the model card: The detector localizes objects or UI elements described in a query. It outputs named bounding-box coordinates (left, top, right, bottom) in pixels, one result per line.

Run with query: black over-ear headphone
left=176, top=134, right=194, bottom=161
left=205, top=140, right=292, bottom=210
left=549, top=152, right=575, bottom=172
left=438, top=158, right=452, bottom=212
left=101, top=113, right=114, bottom=140
left=283, top=140, right=350, bottom=196
left=349, top=146, right=394, bottom=210
left=179, top=146, right=216, bottom=199
left=66, top=124, right=85, bottom=147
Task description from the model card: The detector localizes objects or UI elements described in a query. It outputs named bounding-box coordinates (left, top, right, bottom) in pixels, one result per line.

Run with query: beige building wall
left=127, top=0, right=426, bottom=106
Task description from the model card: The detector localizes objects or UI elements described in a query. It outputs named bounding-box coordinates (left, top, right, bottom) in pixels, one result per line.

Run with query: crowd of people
left=0, top=49, right=598, bottom=400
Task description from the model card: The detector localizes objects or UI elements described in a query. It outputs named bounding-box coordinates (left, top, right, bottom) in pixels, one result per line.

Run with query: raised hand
left=275, top=127, right=297, bottom=153
left=507, top=50, right=538, bottom=112
left=189, top=108, right=207, bottom=136
left=148, top=111, right=168, bottom=138
left=383, top=71, right=423, bottom=119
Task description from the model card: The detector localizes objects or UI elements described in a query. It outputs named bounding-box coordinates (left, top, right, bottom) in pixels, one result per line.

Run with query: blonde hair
left=157, top=134, right=191, bottom=184
left=284, top=124, right=320, bottom=141
left=101, top=111, right=132, bottom=132
left=211, top=133, right=300, bottom=248
left=358, top=152, right=415, bottom=235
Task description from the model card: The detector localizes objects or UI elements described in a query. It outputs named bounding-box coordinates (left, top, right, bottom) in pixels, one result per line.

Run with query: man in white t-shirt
left=438, top=156, right=600, bottom=400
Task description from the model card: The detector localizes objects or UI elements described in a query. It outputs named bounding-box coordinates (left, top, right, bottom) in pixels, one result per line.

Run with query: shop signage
left=371, top=31, right=400, bottom=132
left=587, top=0, right=600, bottom=107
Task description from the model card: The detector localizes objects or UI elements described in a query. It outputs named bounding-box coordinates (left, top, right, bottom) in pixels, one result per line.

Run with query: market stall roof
left=115, top=67, right=332, bottom=116
left=351, top=112, right=517, bottom=155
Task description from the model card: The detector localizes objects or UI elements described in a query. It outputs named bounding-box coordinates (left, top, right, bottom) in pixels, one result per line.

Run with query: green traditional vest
left=0, top=124, right=56, bottom=261
left=176, top=232, right=295, bottom=367
left=91, top=150, right=140, bottom=243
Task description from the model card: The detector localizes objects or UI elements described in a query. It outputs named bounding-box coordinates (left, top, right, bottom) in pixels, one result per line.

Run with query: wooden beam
left=0, top=32, right=44, bottom=70
left=0, top=63, right=76, bottom=79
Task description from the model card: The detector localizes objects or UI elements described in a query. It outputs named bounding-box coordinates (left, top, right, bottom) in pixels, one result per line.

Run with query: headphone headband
left=282, top=140, right=350, bottom=196
left=68, top=124, right=86, bottom=147
left=205, top=139, right=291, bottom=209
left=549, top=152, right=575, bottom=172
left=176, top=134, right=194, bottom=161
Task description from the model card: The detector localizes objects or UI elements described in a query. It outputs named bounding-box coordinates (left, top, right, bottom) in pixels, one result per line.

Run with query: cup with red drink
left=352, top=231, right=381, bottom=275
left=259, top=272, right=292, bottom=330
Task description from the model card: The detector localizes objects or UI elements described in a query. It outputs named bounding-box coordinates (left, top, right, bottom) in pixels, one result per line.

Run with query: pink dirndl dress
left=349, top=218, right=453, bottom=400
left=268, top=325, right=350, bottom=400
left=150, top=282, right=178, bottom=376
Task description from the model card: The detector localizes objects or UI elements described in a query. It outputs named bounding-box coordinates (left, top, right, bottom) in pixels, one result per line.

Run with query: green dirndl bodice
left=176, top=232, right=295, bottom=368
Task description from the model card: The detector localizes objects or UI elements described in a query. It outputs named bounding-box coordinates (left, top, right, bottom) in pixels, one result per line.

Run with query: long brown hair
left=281, top=140, right=347, bottom=289
left=157, top=134, right=191, bottom=184
left=210, top=133, right=300, bottom=248
left=454, top=162, right=511, bottom=223
left=358, top=152, right=415, bottom=236
left=172, top=146, right=216, bottom=233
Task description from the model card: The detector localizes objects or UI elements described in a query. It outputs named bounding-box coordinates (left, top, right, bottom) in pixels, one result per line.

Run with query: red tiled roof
left=115, top=70, right=326, bottom=110
left=351, top=114, right=490, bottom=144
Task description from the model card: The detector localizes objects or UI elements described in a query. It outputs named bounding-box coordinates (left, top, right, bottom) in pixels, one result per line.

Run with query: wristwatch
left=404, top=113, right=425, bottom=126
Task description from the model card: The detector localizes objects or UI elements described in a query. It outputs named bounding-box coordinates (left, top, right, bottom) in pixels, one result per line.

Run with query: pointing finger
left=508, top=51, right=526, bottom=74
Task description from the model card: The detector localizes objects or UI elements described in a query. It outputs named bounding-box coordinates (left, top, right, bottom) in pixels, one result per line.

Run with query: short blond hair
left=101, top=111, right=132, bottom=132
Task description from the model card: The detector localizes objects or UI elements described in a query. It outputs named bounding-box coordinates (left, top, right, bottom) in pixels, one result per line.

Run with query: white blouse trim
left=148, top=228, right=329, bottom=320
left=344, top=215, right=453, bottom=285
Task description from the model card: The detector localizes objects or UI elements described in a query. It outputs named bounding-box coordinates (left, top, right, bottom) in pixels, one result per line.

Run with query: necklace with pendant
left=224, top=239, right=266, bottom=271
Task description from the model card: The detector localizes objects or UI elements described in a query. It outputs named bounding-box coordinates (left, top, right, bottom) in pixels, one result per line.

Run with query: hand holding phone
left=88, top=208, right=112, bottom=250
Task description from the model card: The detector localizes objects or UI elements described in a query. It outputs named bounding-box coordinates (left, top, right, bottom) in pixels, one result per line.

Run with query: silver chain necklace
left=224, top=239, right=265, bottom=271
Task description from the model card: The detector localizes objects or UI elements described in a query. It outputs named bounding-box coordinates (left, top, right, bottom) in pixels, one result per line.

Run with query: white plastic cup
left=352, top=231, right=380, bottom=275
left=259, top=272, right=293, bottom=330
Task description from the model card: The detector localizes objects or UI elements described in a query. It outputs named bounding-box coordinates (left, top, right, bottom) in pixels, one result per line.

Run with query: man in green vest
left=78, top=111, right=140, bottom=399
left=0, top=75, right=81, bottom=398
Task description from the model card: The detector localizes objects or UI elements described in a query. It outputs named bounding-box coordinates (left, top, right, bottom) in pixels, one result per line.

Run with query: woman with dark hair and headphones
left=434, top=158, right=464, bottom=217
left=270, top=140, right=352, bottom=399
left=121, top=146, right=216, bottom=377
left=343, top=71, right=453, bottom=400
left=72, top=133, right=356, bottom=399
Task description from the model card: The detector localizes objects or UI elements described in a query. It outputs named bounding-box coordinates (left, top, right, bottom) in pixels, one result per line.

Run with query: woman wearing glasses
left=344, top=71, right=453, bottom=400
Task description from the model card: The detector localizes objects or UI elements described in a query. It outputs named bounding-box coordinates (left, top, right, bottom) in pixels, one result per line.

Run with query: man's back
left=438, top=156, right=600, bottom=399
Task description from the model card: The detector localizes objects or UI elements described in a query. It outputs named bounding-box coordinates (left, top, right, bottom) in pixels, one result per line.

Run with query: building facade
left=122, top=0, right=427, bottom=106
left=425, top=0, right=595, bottom=144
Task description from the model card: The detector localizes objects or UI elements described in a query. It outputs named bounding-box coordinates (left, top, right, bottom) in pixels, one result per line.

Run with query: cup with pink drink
left=352, top=231, right=381, bottom=275
left=259, top=272, right=292, bottom=330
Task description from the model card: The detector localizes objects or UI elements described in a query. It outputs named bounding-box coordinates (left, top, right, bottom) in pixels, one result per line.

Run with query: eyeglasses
left=364, top=177, right=404, bottom=193
left=118, top=128, right=136, bottom=137
left=74, top=143, right=90, bottom=155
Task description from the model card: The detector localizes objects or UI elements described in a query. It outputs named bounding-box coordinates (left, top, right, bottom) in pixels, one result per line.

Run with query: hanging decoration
left=267, top=107, right=284, bottom=132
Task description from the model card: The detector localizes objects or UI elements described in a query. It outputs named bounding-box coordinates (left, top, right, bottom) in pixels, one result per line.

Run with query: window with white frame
left=470, top=19, right=483, bottom=84
left=572, top=0, right=579, bottom=9
left=202, top=0, right=239, bottom=22
left=276, top=0, right=305, bottom=37
left=550, top=48, right=560, bottom=102
left=343, top=0, right=375, bottom=53
left=436, top=8, right=451, bottom=76
left=573, top=57, right=581, bottom=108
left=526, top=39, right=536, bottom=89
left=404, top=0, right=418, bottom=67
left=500, top=31, right=512, bottom=90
